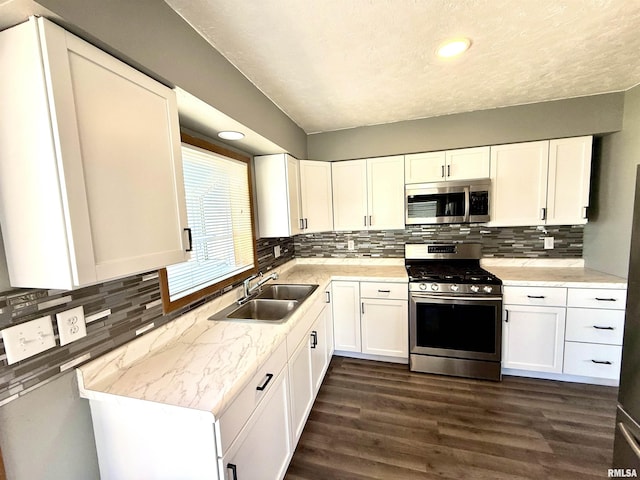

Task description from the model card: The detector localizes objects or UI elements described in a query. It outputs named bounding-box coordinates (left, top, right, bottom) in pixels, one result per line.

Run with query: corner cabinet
left=332, top=156, right=404, bottom=231
left=489, top=136, right=592, bottom=227
left=0, top=17, right=188, bottom=290
left=254, top=155, right=333, bottom=236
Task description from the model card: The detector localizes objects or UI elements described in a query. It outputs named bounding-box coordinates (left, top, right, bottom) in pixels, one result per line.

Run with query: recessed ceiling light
left=218, top=131, right=245, bottom=140
left=436, top=38, right=472, bottom=58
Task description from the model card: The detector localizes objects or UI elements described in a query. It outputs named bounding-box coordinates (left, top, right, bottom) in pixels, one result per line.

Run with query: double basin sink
left=209, top=284, right=319, bottom=323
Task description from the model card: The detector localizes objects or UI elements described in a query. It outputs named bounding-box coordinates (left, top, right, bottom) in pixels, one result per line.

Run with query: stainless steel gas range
left=405, top=243, right=503, bottom=381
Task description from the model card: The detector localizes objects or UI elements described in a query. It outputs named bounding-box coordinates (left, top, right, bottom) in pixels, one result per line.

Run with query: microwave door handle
left=464, top=186, right=471, bottom=222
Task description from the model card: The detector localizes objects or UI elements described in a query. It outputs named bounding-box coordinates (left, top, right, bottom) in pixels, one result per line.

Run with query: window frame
left=159, top=132, right=259, bottom=314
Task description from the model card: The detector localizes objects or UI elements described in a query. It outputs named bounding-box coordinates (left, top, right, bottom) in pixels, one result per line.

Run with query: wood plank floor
left=285, top=356, right=618, bottom=480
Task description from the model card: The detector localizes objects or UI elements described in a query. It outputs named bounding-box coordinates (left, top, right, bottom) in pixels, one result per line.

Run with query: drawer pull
left=591, top=359, right=613, bottom=365
left=595, top=297, right=617, bottom=302
left=310, top=330, right=318, bottom=349
left=325, top=291, right=331, bottom=303
left=593, top=325, right=615, bottom=330
left=256, top=373, right=274, bottom=391
left=378, top=289, right=391, bottom=293
left=227, top=463, right=238, bottom=480
left=527, top=295, right=546, bottom=299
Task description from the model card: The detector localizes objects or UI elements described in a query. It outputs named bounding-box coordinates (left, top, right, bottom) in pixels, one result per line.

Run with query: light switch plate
left=544, top=237, right=555, bottom=250
left=348, top=240, right=355, bottom=251
left=274, top=246, right=281, bottom=258
left=1, top=316, right=56, bottom=365
left=56, top=306, right=87, bottom=346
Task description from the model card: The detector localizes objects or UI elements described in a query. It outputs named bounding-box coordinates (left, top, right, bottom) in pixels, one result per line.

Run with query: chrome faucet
left=239, top=271, right=279, bottom=304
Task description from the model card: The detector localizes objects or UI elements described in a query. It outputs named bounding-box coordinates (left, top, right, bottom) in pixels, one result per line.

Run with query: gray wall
left=33, top=0, right=307, bottom=160
left=307, top=93, right=624, bottom=160
left=0, top=372, right=100, bottom=480
left=584, top=85, right=640, bottom=277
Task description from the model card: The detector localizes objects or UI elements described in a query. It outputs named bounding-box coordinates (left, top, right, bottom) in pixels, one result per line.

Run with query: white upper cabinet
left=489, top=137, right=592, bottom=227
left=490, top=141, right=550, bottom=226
left=0, top=17, right=188, bottom=289
left=333, top=156, right=404, bottom=231
left=254, top=153, right=302, bottom=237
left=405, top=146, right=490, bottom=183
left=255, top=156, right=334, bottom=236
left=299, top=160, right=334, bottom=233
left=547, top=136, right=592, bottom=225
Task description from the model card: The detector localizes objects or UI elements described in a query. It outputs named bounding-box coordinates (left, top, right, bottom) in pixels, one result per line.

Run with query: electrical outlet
left=1, top=316, right=56, bottom=365
left=544, top=237, right=555, bottom=250
left=274, top=245, right=281, bottom=258
left=56, top=306, right=87, bottom=346
left=348, top=240, right=355, bottom=251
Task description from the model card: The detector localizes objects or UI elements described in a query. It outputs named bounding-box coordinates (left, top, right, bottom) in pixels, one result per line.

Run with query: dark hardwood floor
left=285, top=356, right=618, bottom=480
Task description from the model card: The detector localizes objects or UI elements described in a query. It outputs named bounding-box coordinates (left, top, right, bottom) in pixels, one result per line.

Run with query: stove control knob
left=450, top=284, right=459, bottom=292
left=430, top=283, right=439, bottom=291
left=419, top=283, right=427, bottom=291
left=470, top=285, right=480, bottom=293
left=483, top=286, right=493, bottom=294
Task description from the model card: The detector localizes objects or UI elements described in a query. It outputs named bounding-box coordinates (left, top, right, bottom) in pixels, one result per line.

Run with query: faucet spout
left=239, top=271, right=279, bottom=304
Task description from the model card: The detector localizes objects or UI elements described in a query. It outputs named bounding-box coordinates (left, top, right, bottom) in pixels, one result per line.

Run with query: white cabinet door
left=502, top=305, right=566, bottom=373
left=287, top=334, right=313, bottom=443
left=310, top=307, right=329, bottom=393
left=254, top=154, right=302, bottom=237
left=332, top=160, right=368, bottom=231
left=0, top=18, right=188, bottom=289
left=445, top=146, right=491, bottom=181
left=299, top=160, right=333, bottom=233
left=220, top=369, right=292, bottom=480
left=404, top=151, right=446, bottom=183
left=361, top=299, right=408, bottom=358
left=547, top=136, right=592, bottom=225
left=332, top=281, right=361, bottom=352
left=323, top=292, right=335, bottom=360
left=490, top=141, right=549, bottom=226
left=367, top=156, right=405, bottom=230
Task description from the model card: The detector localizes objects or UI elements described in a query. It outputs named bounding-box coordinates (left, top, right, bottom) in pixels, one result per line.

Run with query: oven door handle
left=411, top=293, right=503, bottom=301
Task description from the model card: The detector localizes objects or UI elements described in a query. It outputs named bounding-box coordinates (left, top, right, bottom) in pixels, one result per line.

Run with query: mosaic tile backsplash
left=0, top=225, right=580, bottom=405
left=294, top=225, right=584, bottom=259
left=0, top=236, right=293, bottom=405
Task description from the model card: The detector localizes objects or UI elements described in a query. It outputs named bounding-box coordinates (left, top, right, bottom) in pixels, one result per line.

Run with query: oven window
left=407, top=192, right=465, bottom=218
left=415, top=303, right=497, bottom=353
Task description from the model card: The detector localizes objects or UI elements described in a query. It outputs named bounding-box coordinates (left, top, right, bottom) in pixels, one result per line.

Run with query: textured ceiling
left=166, top=0, right=640, bottom=134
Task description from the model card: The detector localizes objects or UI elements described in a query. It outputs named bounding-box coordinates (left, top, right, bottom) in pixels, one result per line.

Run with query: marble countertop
left=76, top=260, right=407, bottom=418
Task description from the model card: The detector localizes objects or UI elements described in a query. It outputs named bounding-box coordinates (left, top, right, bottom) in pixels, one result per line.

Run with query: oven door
left=410, top=293, right=502, bottom=362
left=405, top=183, right=468, bottom=225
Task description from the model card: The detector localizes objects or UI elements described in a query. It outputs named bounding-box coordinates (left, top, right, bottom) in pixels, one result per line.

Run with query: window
left=159, top=133, right=258, bottom=313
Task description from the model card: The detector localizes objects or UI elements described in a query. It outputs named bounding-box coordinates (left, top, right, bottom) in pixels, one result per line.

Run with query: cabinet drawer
left=503, top=286, right=567, bottom=307
left=563, top=342, right=622, bottom=380
left=360, top=282, right=408, bottom=300
left=565, top=308, right=625, bottom=345
left=567, top=288, right=627, bottom=310
left=218, top=340, right=287, bottom=455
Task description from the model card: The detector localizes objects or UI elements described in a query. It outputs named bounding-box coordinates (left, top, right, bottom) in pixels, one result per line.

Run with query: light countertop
left=76, top=260, right=407, bottom=418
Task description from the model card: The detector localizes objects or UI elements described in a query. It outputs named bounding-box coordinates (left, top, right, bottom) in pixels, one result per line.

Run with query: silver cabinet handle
left=299, top=218, right=304, bottom=230
left=593, top=325, right=615, bottom=330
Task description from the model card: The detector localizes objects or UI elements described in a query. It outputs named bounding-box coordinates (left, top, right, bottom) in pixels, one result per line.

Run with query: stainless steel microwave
left=405, top=179, right=491, bottom=225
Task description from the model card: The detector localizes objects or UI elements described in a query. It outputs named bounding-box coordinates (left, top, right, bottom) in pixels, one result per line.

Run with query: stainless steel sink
left=227, top=299, right=298, bottom=321
left=208, top=284, right=319, bottom=323
left=256, top=284, right=318, bottom=301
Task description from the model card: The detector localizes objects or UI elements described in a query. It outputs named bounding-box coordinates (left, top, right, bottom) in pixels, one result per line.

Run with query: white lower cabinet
left=502, top=304, right=566, bottom=373
left=288, top=331, right=314, bottom=442
left=502, top=284, right=627, bottom=384
left=220, top=368, right=292, bottom=480
left=332, top=280, right=408, bottom=361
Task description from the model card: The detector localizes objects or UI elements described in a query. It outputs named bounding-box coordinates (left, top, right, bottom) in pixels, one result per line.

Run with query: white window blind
left=166, top=143, right=255, bottom=301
